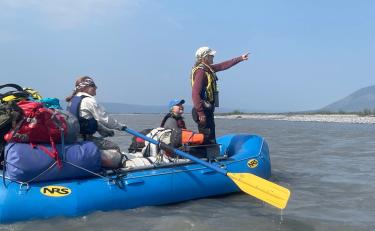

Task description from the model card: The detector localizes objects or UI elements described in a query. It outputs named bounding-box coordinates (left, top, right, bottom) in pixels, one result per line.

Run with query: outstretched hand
left=242, top=53, right=250, bottom=61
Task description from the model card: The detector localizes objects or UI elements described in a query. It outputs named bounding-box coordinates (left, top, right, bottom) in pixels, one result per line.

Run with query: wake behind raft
left=0, top=132, right=290, bottom=224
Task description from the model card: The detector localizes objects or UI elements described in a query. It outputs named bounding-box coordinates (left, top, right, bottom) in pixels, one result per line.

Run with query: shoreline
left=215, top=114, right=375, bottom=124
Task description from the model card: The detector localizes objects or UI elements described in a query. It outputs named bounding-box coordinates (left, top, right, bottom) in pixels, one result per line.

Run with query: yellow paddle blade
left=227, top=172, right=291, bottom=209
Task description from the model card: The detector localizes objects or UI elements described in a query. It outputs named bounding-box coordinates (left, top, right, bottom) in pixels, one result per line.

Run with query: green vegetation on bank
left=218, top=110, right=247, bottom=116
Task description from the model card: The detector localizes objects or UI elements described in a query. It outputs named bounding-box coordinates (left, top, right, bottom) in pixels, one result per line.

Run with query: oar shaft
left=124, top=127, right=290, bottom=209
left=124, top=127, right=227, bottom=175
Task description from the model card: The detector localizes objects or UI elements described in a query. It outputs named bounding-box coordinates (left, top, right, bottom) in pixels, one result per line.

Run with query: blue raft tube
left=0, top=134, right=271, bottom=224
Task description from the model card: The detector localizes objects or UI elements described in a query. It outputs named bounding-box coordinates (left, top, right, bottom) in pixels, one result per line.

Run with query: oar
left=123, top=127, right=291, bottom=209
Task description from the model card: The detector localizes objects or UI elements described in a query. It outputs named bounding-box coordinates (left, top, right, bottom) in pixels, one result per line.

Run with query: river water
left=1, top=114, right=374, bottom=231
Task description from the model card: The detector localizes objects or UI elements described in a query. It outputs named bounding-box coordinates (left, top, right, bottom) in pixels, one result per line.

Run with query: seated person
left=125, top=99, right=204, bottom=168
left=160, top=99, right=186, bottom=130
left=125, top=126, right=206, bottom=169
left=66, top=76, right=126, bottom=169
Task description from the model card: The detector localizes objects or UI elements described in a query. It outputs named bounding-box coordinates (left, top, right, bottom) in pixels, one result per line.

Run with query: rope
left=24, top=162, right=58, bottom=183
left=62, top=160, right=111, bottom=181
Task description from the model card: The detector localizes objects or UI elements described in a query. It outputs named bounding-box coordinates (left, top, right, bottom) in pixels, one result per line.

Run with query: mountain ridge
left=321, top=85, right=375, bottom=112
left=101, top=102, right=235, bottom=114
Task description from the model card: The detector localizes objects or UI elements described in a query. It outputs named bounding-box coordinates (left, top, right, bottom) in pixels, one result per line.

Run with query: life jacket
left=191, top=63, right=219, bottom=106
left=160, top=113, right=186, bottom=129
left=67, top=96, right=98, bottom=136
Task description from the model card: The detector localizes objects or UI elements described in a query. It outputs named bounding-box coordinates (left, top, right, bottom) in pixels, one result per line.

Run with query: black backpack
left=0, top=101, right=24, bottom=165
left=0, top=84, right=28, bottom=165
left=0, top=84, right=31, bottom=104
left=0, top=84, right=26, bottom=140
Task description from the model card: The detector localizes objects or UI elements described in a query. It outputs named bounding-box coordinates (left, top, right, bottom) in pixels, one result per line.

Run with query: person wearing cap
left=66, top=76, right=127, bottom=169
left=191, top=47, right=249, bottom=144
left=160, top=99, right=186, bottom=130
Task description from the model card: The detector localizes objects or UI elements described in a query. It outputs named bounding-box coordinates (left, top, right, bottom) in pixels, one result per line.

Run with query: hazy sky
left=1, top=0, right=374, bottom=112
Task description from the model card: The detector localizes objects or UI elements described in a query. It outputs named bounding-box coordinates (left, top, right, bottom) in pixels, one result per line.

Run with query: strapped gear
left=127, top=128, right=153, bottom=153
left=141, top=128, right=204, bottom=158
left=191, top=63, right=219, bottom=107
left=4, top=101, right=68, bottom=167
left=142, top=128, right=175, bottom=158
left=0, top=84, right=31, bottom=103
left=0, top=102, right=23, bottom=141
left=67, top=96, right=98, bottom=136
left=4, top=101, right=67, bottom=144
left=39, top=97, right=62, bottom=109
left=23, top=87, right=43, bottom=101
left=0, top=84, right=43, bottom=103
left=0, top=101, right=24, bottom=164
left=4, top=141, right=101, bottom=182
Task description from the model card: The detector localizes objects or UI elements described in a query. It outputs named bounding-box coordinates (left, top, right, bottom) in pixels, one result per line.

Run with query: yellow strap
left=191, top=66, right=202, bottom=86
left=2, top=95, right=17, bottom=102
left=191, top=64, right=217, bottom=103
left=24, top=88, right=43, bottom=100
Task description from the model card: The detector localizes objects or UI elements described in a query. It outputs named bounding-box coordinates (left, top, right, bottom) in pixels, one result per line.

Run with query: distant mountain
left=60, top=101, right=239, bottom=114
left=102, top=102, right=169, bottom=114
left=321, top=85, right=375, bottom=112
left=59, top=101, right=167, bottom=113
left=102, top=102, right=235, bottom=114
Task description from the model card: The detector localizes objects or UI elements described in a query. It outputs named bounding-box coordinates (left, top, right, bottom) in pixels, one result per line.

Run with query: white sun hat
left=195, top=46, right=216, bottom=60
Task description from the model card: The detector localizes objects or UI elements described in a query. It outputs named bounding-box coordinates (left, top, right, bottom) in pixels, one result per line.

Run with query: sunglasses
left=88, top=83, right=97, bottom=89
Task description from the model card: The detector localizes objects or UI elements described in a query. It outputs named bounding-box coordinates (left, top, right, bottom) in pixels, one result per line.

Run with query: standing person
left=160, top=99, right=186, bottom=130
left=191, top=47, right=249, bottom=144
left=66, top=76, right=126, bottom=169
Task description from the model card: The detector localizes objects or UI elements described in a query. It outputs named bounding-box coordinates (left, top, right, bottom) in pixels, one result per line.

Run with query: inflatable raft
left=0, top=133, right=271, bottom=224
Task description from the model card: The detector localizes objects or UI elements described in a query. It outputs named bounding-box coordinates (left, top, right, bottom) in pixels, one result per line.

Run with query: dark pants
left=86, top=136, right=123, bottom=169
left=192, top=108, right=216, bottom=144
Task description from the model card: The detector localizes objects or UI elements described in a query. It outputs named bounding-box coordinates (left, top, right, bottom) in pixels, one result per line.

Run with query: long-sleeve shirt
left=192, top=56, right=243, bottom=117
left=161, top=113, right=186, bottom=130
left=76, top=92, right=124, bottom=131
left=163, top=117, right=180, bottom=130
